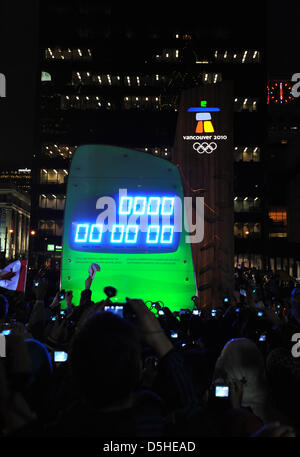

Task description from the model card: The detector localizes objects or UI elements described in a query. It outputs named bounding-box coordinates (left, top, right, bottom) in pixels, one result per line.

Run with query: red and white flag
left=0, top=260, right=28, bottom=292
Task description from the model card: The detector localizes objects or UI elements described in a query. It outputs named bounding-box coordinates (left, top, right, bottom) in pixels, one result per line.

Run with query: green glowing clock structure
left=60, top=144, right=197, bottom=311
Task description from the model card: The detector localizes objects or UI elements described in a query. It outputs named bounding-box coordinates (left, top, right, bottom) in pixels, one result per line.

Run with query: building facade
left=30, top=1, right=271, bottom=287
left=0, top=187, right=30, bottom=263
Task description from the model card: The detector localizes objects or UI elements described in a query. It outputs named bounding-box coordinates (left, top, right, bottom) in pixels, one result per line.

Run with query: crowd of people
left=0, top=265, right=299, bottom=438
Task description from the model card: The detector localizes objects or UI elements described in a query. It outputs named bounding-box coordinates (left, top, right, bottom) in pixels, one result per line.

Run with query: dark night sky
left=267, top=0, right=300, bottom=77
left=0, top=1, right=299, bottom=168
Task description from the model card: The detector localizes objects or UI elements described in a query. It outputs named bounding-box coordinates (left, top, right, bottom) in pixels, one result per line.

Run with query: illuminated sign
left=47, top=244, right=62, bottom=252
left=182, top=100, right=228, bottom=155
left=70, top=194, right=179, bottom=253
left=187, top=104, right=220, bottom=133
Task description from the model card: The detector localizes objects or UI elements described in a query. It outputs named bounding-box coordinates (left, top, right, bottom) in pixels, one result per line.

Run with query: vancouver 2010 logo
left=183, top=100, right=228, bottom=155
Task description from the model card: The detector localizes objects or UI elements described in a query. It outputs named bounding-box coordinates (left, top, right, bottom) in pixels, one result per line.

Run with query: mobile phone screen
left=54, top=351, right=68, bottom=362
left=104, top=305, right=123, bottom=318
left=215, top=386, right=229, bottom=397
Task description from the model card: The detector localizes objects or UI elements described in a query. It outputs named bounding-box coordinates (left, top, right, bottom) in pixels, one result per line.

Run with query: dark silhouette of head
left=69, top=311, right=141, bottom=411
left=0, top=294, right=8, bottom=320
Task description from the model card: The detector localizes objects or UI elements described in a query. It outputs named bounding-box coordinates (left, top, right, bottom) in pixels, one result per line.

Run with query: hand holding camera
left=33, top=278, right=47, bottom=301
left=125, top=297, right=173, bottom=358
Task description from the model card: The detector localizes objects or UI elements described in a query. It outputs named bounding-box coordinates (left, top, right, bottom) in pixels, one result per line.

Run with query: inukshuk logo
left=189, top=101, right=220, bottom=133
left=183, top=100, right=227, bottom=154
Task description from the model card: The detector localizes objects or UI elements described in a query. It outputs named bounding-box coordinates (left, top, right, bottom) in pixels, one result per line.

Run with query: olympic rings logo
left=192, top=142, right=218, bottom=154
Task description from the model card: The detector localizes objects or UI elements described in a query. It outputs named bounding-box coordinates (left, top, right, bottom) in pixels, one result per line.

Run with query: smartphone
left=54, top=351, right=68, bottom=363
left=171, top=331, right=178, bottom=339
left=1, top=329, right=11, bottom=336
left=158, top=310, right=165, bottom=316
left=104, top=305, right=124, bottom=318
left=215, top=385, right=229, bottom=398
left=240, top=289, right=247, bottom=297
left=181, top=342, right=187, bottom=347
left=192, top=310, right=201, bottom=315
left=34, top=281, right=39, bottom=287
left=60, top=309, right=66, bottom=315
left=59, top=290, right=65, bottom=300
left=211, top=309, right=216, bottom=317
left=223, top=298, right=229, bottom=303
left=259, top=334, right=266, bottom=342
left=51, top=316, right=57, bottom=321
left=235, top=308, right=240, bottom=312
left=257, top=311, right=263, bottom=317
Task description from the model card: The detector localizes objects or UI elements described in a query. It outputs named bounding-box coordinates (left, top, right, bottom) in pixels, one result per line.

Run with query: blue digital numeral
left=133, top=197, right=147, bottom=215
left=147, top=197, right=160, bottom=215
left=119, top=197, right=133, bottom=215
left=161, top=197, right=174, bottom=216
left=75, top=224, right=89, bottom=242
left=146, top=225, right=160, bottom=244
left=111, top=225, right=125, bottom=243
left=161, top=225, right=174, bottom=244
left=89, top=224, right=103, bottom=243
left=125, top=225, right=139, bottom=243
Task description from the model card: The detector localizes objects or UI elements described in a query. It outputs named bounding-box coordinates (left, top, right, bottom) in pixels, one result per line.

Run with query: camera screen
left=259, top=335, right=266, bottom=341
left=104, top=305, right=124, bottom=318
left=54, top=351, right=68, bottom=362
left=158, top=310, right=164, bottom=315
left=1, top=329, right=11, bottom=336
left=193, top=310, right=199, bottom=315
left=171, top=332, right=178, bottom=339
left=215, top=386, right=229, bottom=398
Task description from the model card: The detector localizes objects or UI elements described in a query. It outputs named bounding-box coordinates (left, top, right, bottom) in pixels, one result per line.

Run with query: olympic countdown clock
left=61, top=144, right=197, bottom=311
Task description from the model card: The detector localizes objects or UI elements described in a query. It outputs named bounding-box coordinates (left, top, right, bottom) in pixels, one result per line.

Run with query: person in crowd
left=0, top=265, right=297, bottom=438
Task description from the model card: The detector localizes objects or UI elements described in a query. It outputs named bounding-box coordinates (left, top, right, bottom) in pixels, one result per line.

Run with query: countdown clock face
left=70, top=194, right=179, bottom=253
left=268, top=80, right=294, bottom=104
left=61, top=144, right=197, bottom=311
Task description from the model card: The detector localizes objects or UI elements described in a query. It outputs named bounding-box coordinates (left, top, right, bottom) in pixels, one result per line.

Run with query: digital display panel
left=61, top=144, right=198, bottom=312
left=70, top=194, right=180, bottom=253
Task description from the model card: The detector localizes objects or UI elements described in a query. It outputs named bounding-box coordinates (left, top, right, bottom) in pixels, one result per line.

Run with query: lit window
left=268, top=209, right=287, bottom=225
